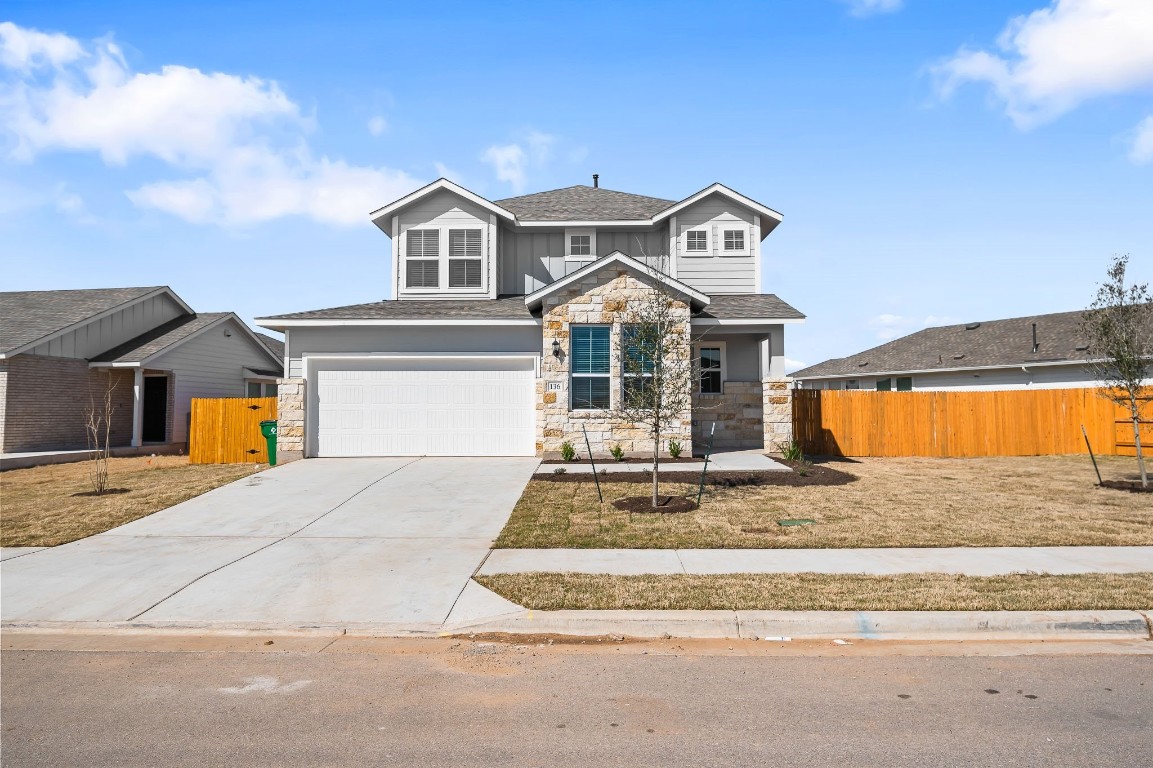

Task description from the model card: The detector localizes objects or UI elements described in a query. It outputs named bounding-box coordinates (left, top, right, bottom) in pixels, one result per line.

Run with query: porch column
left=131, top=367, right=144, bottom=447
left=760, top=330, right=793, bottom=449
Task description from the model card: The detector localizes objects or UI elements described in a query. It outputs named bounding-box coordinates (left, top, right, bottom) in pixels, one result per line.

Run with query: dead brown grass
left=494, top=455, right=1153, bottom=549
left=1, top=456, right=260, bottom=547
left=476, top=572, right=1153, bottom=611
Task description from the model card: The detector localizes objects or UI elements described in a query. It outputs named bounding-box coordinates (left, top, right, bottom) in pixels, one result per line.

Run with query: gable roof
left=90, top=313, right=232, bottom=364
left=369, top=179, right=516, bottom=233
left=256, top=332, right=285, bottom=359
left=495, top=185, right=674, bottom=221
left=524, top=251, right=710, bottom=310
left=694, top=294, right=805, bottom=322
left=0, top=286, right=188, bottom=356
left=256, top=295, right=538, bottom=327
left=791, top=308, right=1137, bottom=379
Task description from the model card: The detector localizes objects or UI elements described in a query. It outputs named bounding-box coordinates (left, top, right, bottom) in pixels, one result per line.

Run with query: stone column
left=276, top=377, right=305, bottom=463
left=763, top=378, right=793, bottom=451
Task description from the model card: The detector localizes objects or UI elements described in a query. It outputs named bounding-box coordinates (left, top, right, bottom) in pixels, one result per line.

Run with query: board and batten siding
left=149, top=318, right=281, bottom=443
left=395, top=190, right=495, bottom=300
left=674, top=195, right=759, bottom=295
left=497, top=228, right=669, bottom=295
left=24, top=293, right=186, bottom=360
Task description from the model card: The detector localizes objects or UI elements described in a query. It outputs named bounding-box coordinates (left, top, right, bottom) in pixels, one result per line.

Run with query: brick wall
left=2, top=354, right=134, bottom=453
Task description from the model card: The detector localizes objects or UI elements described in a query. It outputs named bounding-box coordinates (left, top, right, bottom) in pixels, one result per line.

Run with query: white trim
left=694, top=340, right=727, bottom=395
left=719, top=224, right=750, bottom=257
left=692, top=317, right=805, bottom=326
left=0, top=286, right=194, bottom=359
left=401, top=224, right=489, bottom=296
left=131, top=368, right=144, bottom=448
left=257, top=318, right=540, bottom=329
left=753, top=215, right=762, bottom=294
left=564, top=227, right=597, bottom=262
left=524, top=250, right=710, bottom=308
left=654, top=183, right=784, bottom=231
left=669, top=215, right=678, bottom=279
left=300, top=352, right=541, bottom=379
left=681, top=227, right=710, bottom=257
left=370, top=178, right=516, bottom=231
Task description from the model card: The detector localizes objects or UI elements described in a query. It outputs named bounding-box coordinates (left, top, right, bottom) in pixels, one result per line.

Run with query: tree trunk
left=1131, top=394, right=1148, bottom=487
left=652, top=424, right=660, bottom=508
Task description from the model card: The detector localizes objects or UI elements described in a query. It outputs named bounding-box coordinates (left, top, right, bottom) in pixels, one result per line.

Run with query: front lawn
left=1, top=455, right=261, bottom=547
left=476, top=572, right=1153, bottom=611
left=494, top=455, right=1153, bottom=549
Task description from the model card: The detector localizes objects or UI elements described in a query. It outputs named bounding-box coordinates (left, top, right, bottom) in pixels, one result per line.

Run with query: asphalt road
left=2, top=637, right=1150, bottom=767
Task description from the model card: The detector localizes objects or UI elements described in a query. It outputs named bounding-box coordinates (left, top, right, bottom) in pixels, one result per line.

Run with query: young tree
left=84, top=371, right=119, bottom=495
left=614, top=270, right=696, bottom=508
left=1082, top=254, right=1152, bottom=488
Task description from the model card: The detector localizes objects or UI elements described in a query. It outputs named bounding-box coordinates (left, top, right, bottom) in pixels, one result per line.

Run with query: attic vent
left=857, top=361, right=869, bottom=367
left=953, top=354, right=965, bottom=360
left=1076, top=344, right=1090, bottom=351
left=965, top=322, right=981, bottom=330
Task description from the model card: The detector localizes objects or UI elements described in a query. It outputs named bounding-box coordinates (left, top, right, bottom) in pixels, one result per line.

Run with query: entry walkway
left=479, top=546, right=1153, bottom=577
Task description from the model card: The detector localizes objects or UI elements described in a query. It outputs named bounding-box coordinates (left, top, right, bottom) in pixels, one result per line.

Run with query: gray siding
left=396, top=190, right=495, bottom=300
left=498, top=227, right=669, bottom=294
left=674, top=195, right=758, bottom=295
left=149, top=318, right=281, bottom=443
left=800, top=364, right=1108, bottom=391
left=25, top=293, right=186, bottom=360
left=286, top=325, right=543, bottom=378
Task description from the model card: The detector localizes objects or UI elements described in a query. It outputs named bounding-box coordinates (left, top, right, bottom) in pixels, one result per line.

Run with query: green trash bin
left=259, top=420, right=278, bottom=466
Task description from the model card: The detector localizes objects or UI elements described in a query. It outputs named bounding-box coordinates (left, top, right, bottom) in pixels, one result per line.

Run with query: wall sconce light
left=223, top=329, right=232, bottom=337
left=551, top=339, right=561, bottom=358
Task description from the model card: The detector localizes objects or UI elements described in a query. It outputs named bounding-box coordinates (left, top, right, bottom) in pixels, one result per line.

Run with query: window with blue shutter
left=570, top=326, right=611, bottom=409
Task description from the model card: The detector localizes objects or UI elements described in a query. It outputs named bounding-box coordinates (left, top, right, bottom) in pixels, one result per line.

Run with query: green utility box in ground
left=259, top=420, right=278, bottom=465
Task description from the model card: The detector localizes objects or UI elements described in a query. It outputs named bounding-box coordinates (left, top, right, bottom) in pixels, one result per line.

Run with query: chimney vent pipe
left=592, top=174, right=599, bottom=188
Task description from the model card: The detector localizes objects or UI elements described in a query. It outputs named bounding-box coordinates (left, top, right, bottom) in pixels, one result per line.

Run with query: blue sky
left=2, top=0, right=1151, bottom=370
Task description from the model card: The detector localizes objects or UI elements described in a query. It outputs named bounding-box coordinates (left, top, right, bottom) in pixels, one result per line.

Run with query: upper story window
left=685, top=230, right=708, bottom=252
left=448, top=229, right=483, bottom=288
left=565, top=228, right=596, bottom=261
left=406, top=229, right=439, bottom=288
left=723, top=229, right=745, bottom=251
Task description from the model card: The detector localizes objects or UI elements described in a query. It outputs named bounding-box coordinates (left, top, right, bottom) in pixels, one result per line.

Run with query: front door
left=142, top=375, right=168, bottom=443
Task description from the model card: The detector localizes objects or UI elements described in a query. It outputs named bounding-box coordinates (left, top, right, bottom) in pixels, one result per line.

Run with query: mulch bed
left=541, top=457, right=699, bottom=464
left=1098, top=480, right=1153, bottom=493
left=537, top=465, right=857, bottom=486
left=611, top=495, right=699, bottom=513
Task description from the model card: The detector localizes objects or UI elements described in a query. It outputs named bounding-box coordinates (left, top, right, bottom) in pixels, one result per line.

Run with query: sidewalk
left=534, top=449, right=790, bottom=474
left=479, top=546, right=1153, bottom=577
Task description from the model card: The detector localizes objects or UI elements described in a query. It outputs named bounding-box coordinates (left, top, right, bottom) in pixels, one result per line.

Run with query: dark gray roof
left=255, top=332, right=285, bottom=359
left=0, top=286, right=166, bottom=354
left=90, top=313, right=230, bottom=363
left=695, top=294, right=806, bottom=321
left=260, top=295, right=538, bottom=321
left=791, top=308, right=1138, bottom=378
left=495, top=185, right=674, bottom=221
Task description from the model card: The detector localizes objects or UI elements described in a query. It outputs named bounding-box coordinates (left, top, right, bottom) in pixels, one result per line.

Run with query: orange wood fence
left=189, top=397, right=277, bottom=464
left=792, top=387, right=1152, bottom=458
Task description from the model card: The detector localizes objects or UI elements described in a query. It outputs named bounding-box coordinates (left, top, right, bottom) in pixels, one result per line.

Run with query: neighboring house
left=0, top=287, right=284, bottom=455
left=792, top=308, right=1145, bottom=391
left=257, top=178, right=804, bottom=460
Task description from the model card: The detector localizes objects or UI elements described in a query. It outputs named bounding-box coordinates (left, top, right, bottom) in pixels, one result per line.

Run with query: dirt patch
left=611, top=496, right=698, bottom=514
left=538, top=465, right=857, bottom=487
left=1099, top=480, right=1153, bottom=493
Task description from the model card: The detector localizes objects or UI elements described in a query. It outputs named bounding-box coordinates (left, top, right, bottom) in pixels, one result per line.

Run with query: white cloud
left=480, top=129, right=558, bottom=193
left=1130, top=115, right=1153, bottom=163
left=0, top=21, right=83, bottom=71
left=367, top=115, right=388, bottom=136
left=840, top=0, right=903, bottom=18
left=0, top=23, right=421, bottom=226
left=932, top=0, right=1153, bottom=158
left=783, top=357, right=808, bottom=373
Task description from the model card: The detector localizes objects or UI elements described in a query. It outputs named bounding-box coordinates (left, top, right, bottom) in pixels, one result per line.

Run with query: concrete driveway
left=1, top=457, right=538, bottom=629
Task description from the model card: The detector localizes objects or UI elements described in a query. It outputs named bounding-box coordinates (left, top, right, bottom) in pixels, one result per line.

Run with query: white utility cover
left=313, top=359, right=536, bottom=457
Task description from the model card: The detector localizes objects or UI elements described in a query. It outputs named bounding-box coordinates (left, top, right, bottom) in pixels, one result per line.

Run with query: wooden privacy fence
left=793, top=387, right=1152, bottom=458
left=189, top=397, right=277, bottom=464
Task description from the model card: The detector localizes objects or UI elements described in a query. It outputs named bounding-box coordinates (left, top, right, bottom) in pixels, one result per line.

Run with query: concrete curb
left=4, top=610, right=1149, bottom=642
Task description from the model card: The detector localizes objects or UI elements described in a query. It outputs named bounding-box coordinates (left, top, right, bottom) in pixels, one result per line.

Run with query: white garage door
left=312, top=359, right=536, bottom=457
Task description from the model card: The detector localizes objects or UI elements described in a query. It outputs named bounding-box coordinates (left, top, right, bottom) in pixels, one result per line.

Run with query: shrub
left=667, top=439, right=683, bottom=459
left=776, top=439, right=804, bottom=462
left=560, top=441, right=576, bottom=462
left=553, top=467, right=567, bottom=474
left=609, top=444, right=625, bottom=462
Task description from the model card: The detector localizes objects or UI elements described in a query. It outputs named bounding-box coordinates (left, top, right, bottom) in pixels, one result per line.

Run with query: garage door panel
left=314, top=363, right=535, bottom=457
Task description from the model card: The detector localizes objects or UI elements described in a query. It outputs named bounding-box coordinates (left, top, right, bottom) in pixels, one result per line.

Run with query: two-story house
left=256, top=178, right=804, bottom=461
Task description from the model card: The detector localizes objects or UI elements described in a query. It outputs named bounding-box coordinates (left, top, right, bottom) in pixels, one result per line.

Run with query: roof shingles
left=90, top=313, right=230, bottom=364
left=495, top=185, right=674, bottom=221
left=0, top=287, right=166, bottom=354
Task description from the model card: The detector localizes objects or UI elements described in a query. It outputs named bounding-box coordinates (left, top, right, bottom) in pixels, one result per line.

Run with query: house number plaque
left=546, top=382, right=562, bottom=392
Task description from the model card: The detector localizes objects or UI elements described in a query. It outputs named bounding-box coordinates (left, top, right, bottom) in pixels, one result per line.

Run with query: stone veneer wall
left=276, top=377, right=306, bottom=462
left=692, top=380, right=764, bottom=450
left=538, top=271, right=693, bottom=458
left=762, top=378, right=793, bottom=450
